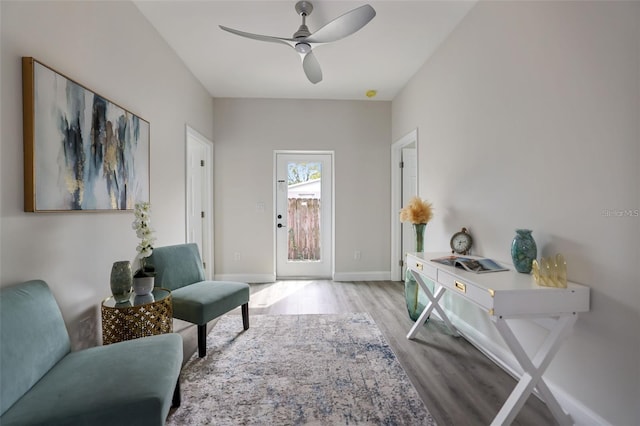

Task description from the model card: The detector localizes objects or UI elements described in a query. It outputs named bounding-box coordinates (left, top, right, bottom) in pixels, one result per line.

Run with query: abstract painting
left=22, top=57, right=149, bottom=212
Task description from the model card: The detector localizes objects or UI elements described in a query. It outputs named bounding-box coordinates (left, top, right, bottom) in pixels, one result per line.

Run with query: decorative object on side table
left=132, top=201, right=156, bottom=295
left=511, top=229, right=537, bottom=273
left=110, top=260, right=133, bottom=303
left=400, top=197, right=434, bottom=321
left=450, top=227, right=473, bottom=255
left=532, top=254, right=568, bottom=288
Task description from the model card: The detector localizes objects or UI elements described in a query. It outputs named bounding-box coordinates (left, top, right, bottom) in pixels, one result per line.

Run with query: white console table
left=406, top=252, right=590, bottom=426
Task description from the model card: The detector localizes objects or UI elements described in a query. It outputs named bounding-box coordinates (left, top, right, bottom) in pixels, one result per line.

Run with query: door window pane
left=287, top=161, right=321, bottom=262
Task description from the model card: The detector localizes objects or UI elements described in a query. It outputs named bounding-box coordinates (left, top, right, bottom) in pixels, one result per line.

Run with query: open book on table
left=431, top=255, right=509, bottom=273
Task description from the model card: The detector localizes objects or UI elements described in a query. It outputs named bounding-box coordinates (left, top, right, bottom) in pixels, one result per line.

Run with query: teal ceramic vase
left=511, top=229, right=537, bottom=273
left=404, top=223, right=432, bottom=321
left=110, top=261, right=133, bottom=303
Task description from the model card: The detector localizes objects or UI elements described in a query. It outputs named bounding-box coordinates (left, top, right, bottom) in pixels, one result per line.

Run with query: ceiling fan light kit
left=295, top=43, right=311, bottom=54
left=219, top=1, right=376, bottom=84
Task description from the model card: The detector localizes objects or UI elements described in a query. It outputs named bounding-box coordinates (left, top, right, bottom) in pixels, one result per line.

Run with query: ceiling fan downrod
left=293, top=1, right=313, bottom=39
left=293, top=1, right=313, bottom=52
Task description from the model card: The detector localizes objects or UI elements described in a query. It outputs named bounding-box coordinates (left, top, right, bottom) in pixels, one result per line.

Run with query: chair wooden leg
left=172, top=378, right=181, bottom=408
left=242, top=303, right=249, bottom=330
left=197, top=324, right=207, bottom=358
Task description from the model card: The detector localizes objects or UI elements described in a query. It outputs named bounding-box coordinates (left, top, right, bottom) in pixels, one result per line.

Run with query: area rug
left=167, top=312, right=436, bottom=426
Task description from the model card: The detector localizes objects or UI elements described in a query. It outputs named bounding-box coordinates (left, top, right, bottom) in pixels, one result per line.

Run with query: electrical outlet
left=234, top=252, right=241, bottom=261
left=354, top=250, right=361, bottom=261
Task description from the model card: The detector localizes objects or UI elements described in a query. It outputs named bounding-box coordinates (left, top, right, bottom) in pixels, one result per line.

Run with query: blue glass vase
left=511, top=229, right=537, bottom=273
left=404, top=223, right=432, bottom=321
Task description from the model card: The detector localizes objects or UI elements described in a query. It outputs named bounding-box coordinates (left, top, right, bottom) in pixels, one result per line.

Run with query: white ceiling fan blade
left=305, top=4, right=376, bottom=44
left=302, top=50, right=322, bottom=84
left=219, top=25, right=296, bottom=48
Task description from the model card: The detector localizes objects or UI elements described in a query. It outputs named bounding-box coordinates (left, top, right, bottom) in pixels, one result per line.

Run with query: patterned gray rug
left=167, top=313, right=436, bottom=426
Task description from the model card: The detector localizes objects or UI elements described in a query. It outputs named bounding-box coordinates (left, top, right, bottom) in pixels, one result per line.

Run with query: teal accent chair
left=0, top=280, right=183, bottom=426
left=149, top=243, right=250, bottom=357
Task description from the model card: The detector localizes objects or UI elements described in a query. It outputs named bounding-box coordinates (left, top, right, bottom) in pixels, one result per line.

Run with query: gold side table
left=101, top=288, right=173, bottom=345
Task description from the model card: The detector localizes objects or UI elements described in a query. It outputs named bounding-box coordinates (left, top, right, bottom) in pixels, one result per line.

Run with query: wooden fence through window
left=288, top=198, right=320, bottom=261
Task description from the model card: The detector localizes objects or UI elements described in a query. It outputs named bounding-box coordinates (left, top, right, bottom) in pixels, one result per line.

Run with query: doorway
left=391, top=129, right=418, bottom=281
left=275, top=151, right=333, bottom=278
left=186, top=126, right=214, bottom=279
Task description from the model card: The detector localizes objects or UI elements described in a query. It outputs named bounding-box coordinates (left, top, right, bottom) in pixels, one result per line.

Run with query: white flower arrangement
left=132, top=201, right=155, bottom=275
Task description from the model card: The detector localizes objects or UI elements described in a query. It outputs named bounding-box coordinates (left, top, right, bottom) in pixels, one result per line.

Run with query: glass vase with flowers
left=399, top=196, right=434, bottom=321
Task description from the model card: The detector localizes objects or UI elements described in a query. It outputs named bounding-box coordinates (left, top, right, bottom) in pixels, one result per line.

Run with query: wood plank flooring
left=181, top=280, right=557, bottom=426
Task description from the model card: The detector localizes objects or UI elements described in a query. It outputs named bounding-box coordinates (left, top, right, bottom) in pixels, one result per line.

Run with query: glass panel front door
left=276, top=152, right=332, bottom=278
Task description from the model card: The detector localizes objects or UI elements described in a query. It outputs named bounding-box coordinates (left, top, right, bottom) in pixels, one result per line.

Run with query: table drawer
left=437, top=270, right=494, bottom=312
left=409, top=256, right=437, bottom=280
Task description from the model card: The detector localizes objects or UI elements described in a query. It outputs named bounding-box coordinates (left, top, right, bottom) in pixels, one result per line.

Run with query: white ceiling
left=134, top=1, right=476, bottom=101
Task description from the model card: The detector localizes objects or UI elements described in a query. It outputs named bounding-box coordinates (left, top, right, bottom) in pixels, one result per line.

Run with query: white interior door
left=401, top=147, right=418, bottom=278
left=186, top=126, right=213, bottom=278
left=391, top=129, right=418, bottom=281
left=275, top=152, right=333, bottom=278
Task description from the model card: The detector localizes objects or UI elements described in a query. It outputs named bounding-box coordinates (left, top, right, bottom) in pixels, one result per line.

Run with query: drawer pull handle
left=455, top=281, right=466, bottom=293
left=416, top=263, right=423, bottom=271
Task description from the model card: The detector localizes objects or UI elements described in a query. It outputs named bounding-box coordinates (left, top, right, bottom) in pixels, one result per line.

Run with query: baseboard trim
left=443, top=310, right=611, bottom=426
left=213, top=272, right=392, bottom=283
left=333, top=271, right=391, bottom=281
left=213, top=274, right=276, bottom=283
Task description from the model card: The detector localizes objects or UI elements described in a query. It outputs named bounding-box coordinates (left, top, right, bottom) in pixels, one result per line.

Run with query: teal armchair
left=149, top=243, right=250, bottom=357
left=0, top=280, right=182, bottom=425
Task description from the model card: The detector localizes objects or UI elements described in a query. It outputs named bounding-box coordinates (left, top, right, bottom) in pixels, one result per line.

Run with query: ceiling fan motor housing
left=293, top=24, right=311, bottom=39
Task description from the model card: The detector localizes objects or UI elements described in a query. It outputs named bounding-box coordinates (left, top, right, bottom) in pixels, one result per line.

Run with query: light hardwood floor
left=182, top=280, right=557, bottom=426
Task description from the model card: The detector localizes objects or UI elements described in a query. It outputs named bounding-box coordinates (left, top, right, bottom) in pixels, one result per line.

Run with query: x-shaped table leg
left=491, top=314, right=577, bottom=426
left=406, top=273, right=458, bottom=340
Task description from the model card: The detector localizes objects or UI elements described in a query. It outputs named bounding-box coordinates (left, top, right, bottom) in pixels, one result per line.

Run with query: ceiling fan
left=219, top=1, right=376, bottom=84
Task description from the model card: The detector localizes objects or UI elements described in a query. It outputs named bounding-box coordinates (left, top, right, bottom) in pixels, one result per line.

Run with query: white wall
left=392, top=1, right=639, bottom=425
left=0, top=1, right=214, bottom=348
left=212, top=98, right=391, bottom=282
